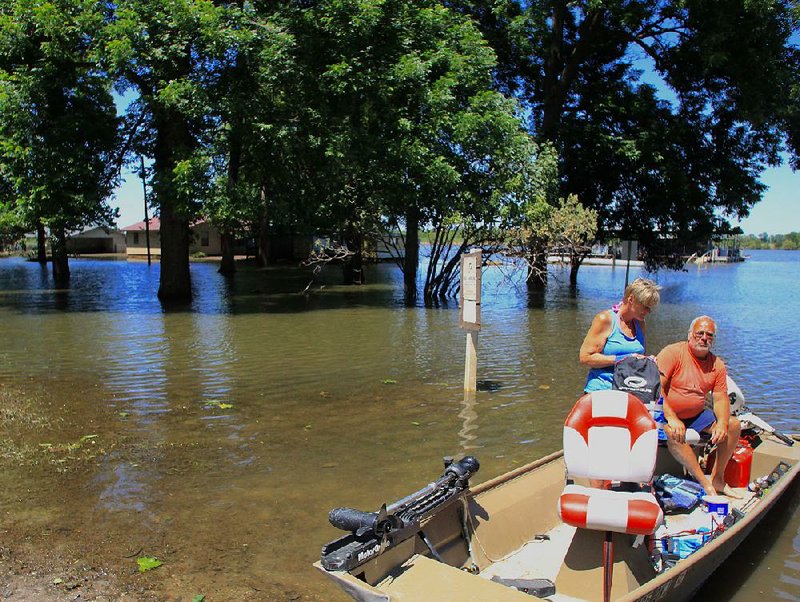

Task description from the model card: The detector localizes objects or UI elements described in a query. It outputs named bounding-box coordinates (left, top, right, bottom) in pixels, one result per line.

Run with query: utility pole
left=140, top=156, right=152, bottom=266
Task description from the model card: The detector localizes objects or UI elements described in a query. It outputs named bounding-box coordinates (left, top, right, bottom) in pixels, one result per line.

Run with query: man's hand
left=665, top=417, right=686, bottom=444
left=709, top=420, right=728, bottom=445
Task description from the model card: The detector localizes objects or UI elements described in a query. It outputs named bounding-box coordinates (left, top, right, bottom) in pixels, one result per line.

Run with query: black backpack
left=612, top=356, right=661, bottom=405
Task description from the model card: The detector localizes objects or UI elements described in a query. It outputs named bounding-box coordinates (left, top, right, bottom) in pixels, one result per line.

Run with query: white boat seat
left=558, top=390, right=664, bottom=535
left=557, top=390, right=664, bottom=601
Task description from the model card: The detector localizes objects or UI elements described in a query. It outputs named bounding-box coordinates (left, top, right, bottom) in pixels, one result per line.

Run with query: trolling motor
left=728, top=376, right=794, bottom=446
left=321, top=455, right=479, bottom=572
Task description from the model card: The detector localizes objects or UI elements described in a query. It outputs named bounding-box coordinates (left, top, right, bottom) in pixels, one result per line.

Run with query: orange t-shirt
left=656, top=341, right=727, bottom=419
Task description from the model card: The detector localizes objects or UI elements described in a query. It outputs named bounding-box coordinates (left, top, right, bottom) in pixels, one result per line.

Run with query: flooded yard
left=1, top=252, right=799, bottom=600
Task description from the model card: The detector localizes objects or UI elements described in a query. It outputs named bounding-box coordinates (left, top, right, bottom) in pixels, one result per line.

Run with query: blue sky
left=114, top=168, right=146, bottom=230
left=734, top=163, right=800, bottom=235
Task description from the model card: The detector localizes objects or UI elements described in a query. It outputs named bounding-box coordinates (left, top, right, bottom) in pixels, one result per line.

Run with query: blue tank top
left=584, top=310, right=645, bottom=392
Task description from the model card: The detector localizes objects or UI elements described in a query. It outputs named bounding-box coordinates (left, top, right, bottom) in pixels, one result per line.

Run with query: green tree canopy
left=299, top=0, right=555, bottom=301
left=0, top=0, right=119, bottom=280
left=450, top=0, right=800, bottom=263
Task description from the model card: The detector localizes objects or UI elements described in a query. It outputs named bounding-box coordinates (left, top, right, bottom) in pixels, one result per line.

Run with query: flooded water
left=0, top=250, right=798, bottom=600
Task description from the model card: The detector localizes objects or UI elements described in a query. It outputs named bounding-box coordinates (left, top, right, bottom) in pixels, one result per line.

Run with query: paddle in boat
left=315, top=378, right=799, bottom=601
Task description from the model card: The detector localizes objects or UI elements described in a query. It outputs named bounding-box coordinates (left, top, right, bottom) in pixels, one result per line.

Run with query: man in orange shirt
left=657, top=316, right=741, bottom=497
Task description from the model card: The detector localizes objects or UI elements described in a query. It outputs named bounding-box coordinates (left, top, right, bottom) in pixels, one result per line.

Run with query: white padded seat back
left=563, top=389, right=658, bottom=482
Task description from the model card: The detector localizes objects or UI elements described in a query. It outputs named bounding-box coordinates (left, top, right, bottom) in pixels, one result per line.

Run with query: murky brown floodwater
left=1, top=251, right=799, bottom=601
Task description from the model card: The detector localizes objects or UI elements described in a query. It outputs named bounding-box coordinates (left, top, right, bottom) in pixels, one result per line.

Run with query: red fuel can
left=724, top=440, right=753, bottom=487
left=706, top=438, right=753, bottom=488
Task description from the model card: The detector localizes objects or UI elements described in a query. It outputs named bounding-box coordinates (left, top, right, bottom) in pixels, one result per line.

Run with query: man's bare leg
left=710, top=417, right=742, bottom=496
left=665, top=439, right=716, bottom=495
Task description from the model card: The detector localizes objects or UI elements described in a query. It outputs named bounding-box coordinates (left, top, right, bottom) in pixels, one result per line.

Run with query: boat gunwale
left=462, top=438, right=800, bottom=601
left=618, top=444, right=800, bottom=600
left=468, top=450, right=564, bottom=496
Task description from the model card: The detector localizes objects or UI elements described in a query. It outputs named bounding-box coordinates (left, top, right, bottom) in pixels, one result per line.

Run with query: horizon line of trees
left=1, top=0, right=798, bottom=305
left=740, top=232, right=800, bottom=250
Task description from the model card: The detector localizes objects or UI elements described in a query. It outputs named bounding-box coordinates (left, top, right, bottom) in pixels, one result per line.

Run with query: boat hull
left=316, top=435, right=800, bottom=601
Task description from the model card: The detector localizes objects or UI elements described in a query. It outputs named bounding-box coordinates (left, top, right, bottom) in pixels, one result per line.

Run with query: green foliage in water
left=136, top=556, right=163, bottom=573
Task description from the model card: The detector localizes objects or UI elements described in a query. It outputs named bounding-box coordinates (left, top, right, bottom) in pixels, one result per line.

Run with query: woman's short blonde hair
left=624, top=278, right=661, bottom=308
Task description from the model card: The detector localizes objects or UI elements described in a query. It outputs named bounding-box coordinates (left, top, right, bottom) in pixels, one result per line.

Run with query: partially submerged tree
left=205, top=6, right=297, bottom=275
left=102, top=0, right=242, bottom=300
left=304, top=0, right=556, bottom=302
left=0, top=0, right=119, bottom=281
left=549, top=194, right=598, bottom=285
left=451, top=0, right=800, bottom=264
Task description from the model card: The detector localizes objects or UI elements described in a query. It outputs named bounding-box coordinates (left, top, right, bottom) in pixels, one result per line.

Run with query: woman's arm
left=579, top=311, right=615, bottom=368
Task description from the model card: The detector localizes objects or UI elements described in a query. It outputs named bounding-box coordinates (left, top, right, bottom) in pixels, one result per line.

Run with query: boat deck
left=478, top=485, right=756, bottom=601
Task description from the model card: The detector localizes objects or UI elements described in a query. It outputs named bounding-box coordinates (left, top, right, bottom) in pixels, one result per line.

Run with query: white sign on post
left=459, top=251, right=481, bottom=331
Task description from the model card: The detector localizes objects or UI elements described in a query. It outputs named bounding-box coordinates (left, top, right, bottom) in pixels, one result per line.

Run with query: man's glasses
left=693, top=330, right=715, bottom=340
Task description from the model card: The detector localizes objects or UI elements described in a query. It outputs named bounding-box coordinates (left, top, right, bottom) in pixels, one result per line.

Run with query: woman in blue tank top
left=580, top=278, right=661, bottom=392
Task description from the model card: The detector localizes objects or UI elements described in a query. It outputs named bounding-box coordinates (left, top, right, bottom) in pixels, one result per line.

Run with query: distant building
left=120, top=220, right=405, bottom=262
left=121, top=218, right=223, bottom=258
left=65, top=226, right=126, bottom=254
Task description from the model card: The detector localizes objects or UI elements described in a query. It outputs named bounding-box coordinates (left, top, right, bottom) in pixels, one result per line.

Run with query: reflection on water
left=97, top=461, right=148, bottom=512
left=0, top=251, right=799, bottom=599
left=458, top=392, right=479, bottom=451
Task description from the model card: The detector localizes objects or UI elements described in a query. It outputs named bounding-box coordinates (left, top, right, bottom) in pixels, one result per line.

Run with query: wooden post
left=458, top=391, right=478, bottom=450
left=460, top=250, right=481, bottom=392
left=464, top=331, right=478, bottom=392
left=624, top=240, right=632, bottom=288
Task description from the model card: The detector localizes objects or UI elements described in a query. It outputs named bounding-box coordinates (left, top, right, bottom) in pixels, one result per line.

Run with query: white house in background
left=65, top=226, right=126, bottom=254
left=121, top=218, right=222, bottom=258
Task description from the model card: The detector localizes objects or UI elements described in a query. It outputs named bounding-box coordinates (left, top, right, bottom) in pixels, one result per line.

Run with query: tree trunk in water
left=152, top=102, right=193, bottom=302
left=403, top=208, right=420, bottom=304
left=257, top=219, right=270, bottom=267
left=256, top=188, right=269, bottom=267
left=569, top=257, right=580, bottom=285
left=527, top=251, right=548, bottom=290
left=36, top=221, right=47, bottom=264
left=157, top=202, right=191, bottom=301
left=342, top=226, right=364, bottom=285
left=50, top=227, right=69, bottom=284
left=221, top=104, right=242, bottom=277
left=219, top=232, right=236, bottom=275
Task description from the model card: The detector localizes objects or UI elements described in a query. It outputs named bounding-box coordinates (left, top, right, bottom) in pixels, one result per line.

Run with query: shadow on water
left=0, top=256, right=415, bottom=316
left=476, top=379, right=503, bottom=392
left=527, top=287, right=547, bottom=309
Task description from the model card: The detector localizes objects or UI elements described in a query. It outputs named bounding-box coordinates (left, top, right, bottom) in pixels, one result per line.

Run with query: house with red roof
left=120, top=218, right=222, bottom=258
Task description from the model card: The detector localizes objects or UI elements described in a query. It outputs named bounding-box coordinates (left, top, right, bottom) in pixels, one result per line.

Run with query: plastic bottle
left=747, top=476, right=768, bottom=493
